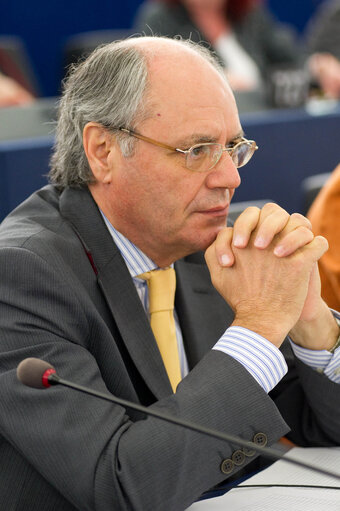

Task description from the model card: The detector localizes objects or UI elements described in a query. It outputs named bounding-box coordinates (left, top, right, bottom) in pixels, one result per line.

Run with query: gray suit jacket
left=0, top=185, right=339, bottom=511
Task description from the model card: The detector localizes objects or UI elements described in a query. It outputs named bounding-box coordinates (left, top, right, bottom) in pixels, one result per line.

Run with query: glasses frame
left=118, top=127, right=258, bottom=171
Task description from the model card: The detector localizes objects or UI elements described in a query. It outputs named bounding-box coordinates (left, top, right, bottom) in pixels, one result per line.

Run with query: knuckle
left=262, top=202, right=278, bottom=210
left=216, top=226, right=233, bottom=244
left=236, top=206, right=260, bottom=224
left=296, top=225, right=314, bottom=239
left=316, top=235, right=329, bottom=251
left=244, top=206, right=261, bottom=214
left=291, top=212, right=312, bottom=229
left=261, top=204, right=290, bottom=227
left=218, top=226, right=230, bottom=236
left=261, top=202, right=281, bottom=214
left=234, top=207, right=260, bottom=230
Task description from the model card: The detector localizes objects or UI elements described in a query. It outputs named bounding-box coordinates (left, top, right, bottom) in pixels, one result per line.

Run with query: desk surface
left=187, top=447, right=340, bottom=511
left=0, top=98, right=57, bottom=141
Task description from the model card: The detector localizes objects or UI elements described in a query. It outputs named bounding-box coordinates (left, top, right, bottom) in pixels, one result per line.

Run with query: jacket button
left=253, top=432, right=268, bottom=447
left=220, top=458, right=234, bottom=474
left=243, top=446, right=256, bottom=457
left=232, top=449, right=246, bottom=466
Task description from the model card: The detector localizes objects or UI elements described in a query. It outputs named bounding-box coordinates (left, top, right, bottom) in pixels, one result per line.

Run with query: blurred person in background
left=134, top=0, right=300, bottom=93
left=0, top=72, right=34, bottom=107
left=305, top=0, right=340, bottom=99
left=0, top=39, right=36, bottom=107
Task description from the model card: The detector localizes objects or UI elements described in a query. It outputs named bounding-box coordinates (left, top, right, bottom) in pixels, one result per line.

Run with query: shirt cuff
left=213, top=326, right=287, bottom=393
left=289, top=310, right=340, bottom=383
left=289, top=309, right=340, bottom=383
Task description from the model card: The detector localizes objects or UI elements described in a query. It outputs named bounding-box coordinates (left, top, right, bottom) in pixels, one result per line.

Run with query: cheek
left=115, top=169, right=174, bottom=228
left=151, top=177, right=203, bottom=222
left=121, top=155, right=206, bottom=222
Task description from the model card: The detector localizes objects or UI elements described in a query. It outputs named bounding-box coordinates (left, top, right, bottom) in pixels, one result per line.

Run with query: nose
left=205, top=152, right=241, bottom=191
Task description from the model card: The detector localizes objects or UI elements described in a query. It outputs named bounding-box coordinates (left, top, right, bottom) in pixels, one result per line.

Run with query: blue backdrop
left=0, top=0, right=326, bottom=98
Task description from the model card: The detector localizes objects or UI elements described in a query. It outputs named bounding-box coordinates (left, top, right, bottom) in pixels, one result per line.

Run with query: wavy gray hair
left=49, top=36, right=225, bottom=188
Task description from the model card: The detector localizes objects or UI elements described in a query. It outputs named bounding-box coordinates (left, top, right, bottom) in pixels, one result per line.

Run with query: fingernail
left=220, top=254, right=232, bottom=266
left=254, top=236, right=267, bottom=248
left=274, top=245, right=285, bottom=256
left=233, top=235, right=246, bottom=248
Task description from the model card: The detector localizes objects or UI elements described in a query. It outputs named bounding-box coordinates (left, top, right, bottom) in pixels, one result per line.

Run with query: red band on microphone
left=42, top=368, right=56, bottom=388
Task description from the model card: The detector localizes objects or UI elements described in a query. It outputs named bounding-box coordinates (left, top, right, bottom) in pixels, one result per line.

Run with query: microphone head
left=17, top=358, right=56, bottom=389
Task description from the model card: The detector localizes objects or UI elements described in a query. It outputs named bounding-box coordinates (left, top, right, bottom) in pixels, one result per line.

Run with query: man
left=0, top=36, right=339, bottom=511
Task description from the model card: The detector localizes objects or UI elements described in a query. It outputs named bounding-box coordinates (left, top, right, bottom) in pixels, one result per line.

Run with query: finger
left=297, top=235, right=329, bottom=262
left=232, top=206, right=261, bottom=248
left=311, top=235, right=329, bottom=259
left=285, top=212, right=312, bottom=232
left=214, top=227, right=234, bottom=266
left=253, top=205, right=290, bottom=248
left=273, top=226, right=315, bottom=257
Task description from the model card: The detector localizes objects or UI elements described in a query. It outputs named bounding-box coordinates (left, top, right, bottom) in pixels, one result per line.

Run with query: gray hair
left=49, top=40, right=150, bottom=187
left=49, top=36, right=225, bottom=188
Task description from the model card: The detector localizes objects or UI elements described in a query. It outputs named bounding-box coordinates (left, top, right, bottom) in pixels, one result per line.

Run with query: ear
left=83, top=122, right=116, bottom=184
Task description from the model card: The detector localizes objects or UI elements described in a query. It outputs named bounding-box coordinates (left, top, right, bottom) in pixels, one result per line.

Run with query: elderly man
left=0, top=36, right=339, bottom=511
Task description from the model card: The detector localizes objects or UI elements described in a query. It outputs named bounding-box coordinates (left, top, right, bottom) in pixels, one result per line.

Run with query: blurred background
left=1, top=0, right=339, bottom=222
left=0, top=0, right=326, bottom=97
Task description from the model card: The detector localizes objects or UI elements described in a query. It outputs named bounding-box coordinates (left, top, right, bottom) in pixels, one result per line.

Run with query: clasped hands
left=205, top=203, right=339, bottom=350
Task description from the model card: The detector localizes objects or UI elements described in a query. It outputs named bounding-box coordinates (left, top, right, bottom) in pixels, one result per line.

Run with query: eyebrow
left=177, top=134, right=216, bottom=149
left=229, top=130, right=245, bottom=142
left=177, top=130, right=245, bottom=149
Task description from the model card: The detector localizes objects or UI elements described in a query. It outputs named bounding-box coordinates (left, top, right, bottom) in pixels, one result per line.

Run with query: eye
left=226, top=138, right=241, bottom=150
left=190, top=145, right=209, bottom=159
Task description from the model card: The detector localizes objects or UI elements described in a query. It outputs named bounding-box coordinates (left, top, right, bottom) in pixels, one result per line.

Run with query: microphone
left=17, top=357, right=340, bottom=482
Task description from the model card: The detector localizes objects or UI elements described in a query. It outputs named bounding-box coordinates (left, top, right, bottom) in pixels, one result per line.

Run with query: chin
left=188, top=229, right=221, bottom=255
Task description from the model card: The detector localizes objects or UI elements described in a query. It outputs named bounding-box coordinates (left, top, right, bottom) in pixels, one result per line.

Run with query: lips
left=199, top=204, right=230, bottom=216
left=195, top=190, right=232, bottom=217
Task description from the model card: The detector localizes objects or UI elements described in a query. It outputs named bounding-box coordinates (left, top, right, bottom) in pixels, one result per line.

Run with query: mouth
left=198, top=204, right=230, bottom=217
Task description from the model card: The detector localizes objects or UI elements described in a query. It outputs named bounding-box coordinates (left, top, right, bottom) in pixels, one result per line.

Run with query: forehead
left=142, top=45, right=241, bottom=141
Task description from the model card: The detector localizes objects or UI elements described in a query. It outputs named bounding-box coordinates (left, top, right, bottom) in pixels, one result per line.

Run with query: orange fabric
left=308, top=164, right=340, bottom=311
left=278, top=436, right=296, bottom=448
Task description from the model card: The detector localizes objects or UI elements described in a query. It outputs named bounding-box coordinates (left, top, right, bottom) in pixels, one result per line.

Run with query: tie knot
left=138, top=268, right=176, bottom=314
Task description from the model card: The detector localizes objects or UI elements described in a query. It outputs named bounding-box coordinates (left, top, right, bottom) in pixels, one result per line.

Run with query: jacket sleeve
left=0, top=245, right=289, bottom=511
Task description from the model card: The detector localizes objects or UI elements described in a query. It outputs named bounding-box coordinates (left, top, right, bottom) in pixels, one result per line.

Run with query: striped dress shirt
left=101, top=213, right=340, bottom=391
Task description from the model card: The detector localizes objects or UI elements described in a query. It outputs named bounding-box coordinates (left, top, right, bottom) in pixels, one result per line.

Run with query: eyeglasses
left=119, top=127, right=258, bottom=172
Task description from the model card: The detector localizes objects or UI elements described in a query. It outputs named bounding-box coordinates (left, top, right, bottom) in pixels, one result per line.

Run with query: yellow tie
left=138, top=268, right=181, bottom=392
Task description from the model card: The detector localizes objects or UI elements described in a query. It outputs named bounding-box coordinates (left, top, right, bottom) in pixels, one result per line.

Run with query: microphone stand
left=48, top=372, right=340, bottom=482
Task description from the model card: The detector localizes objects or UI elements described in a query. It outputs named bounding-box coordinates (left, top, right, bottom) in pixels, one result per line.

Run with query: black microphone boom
left=17, top=357, right=340, bottom=482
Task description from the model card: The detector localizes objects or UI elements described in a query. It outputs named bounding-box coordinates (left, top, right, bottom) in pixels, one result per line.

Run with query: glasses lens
left=186, top=144, right=222, bottom=171
left=232, top=141, right=256, bottom=168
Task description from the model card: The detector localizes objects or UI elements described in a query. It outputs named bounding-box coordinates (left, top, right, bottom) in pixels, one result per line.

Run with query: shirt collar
left=100, top=211, right=157, bottom=278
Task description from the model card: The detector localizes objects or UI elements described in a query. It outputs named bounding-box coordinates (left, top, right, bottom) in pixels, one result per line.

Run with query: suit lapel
left=175, top=256, right=235, bottom=369
left=59, top=187, right=172, bottom=399
left=59, top=187, right=234, bottom=395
